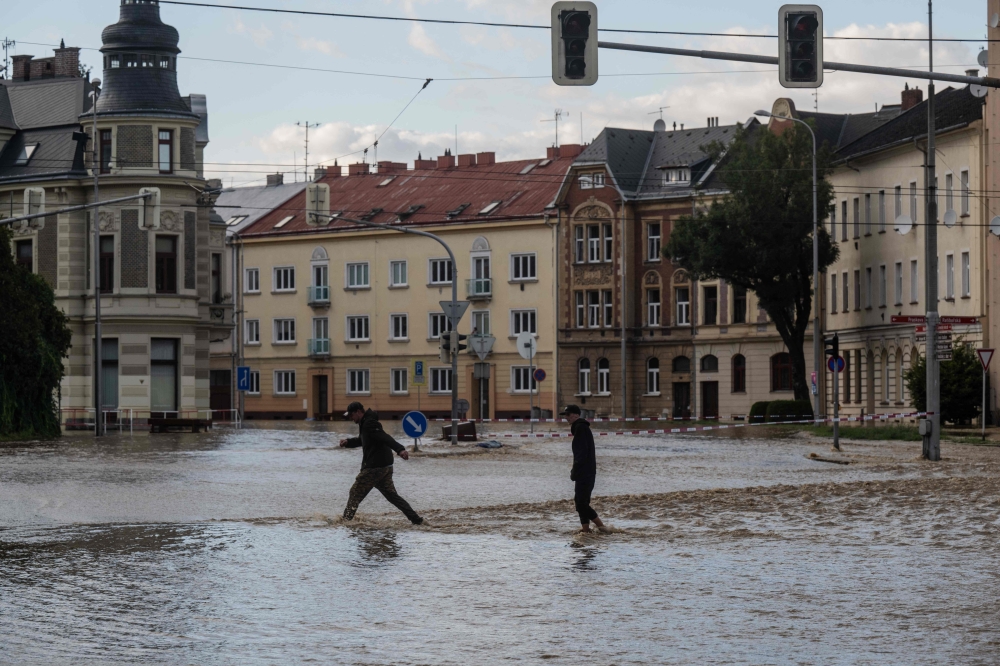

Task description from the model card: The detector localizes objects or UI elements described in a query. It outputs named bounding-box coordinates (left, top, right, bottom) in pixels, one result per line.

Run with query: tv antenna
left=648, top=106, right=671, bottom=119
left=541, top=109, right=567, bottom=147
left=1, top=38, right=15, bottom=79
left=296, top=121, right=320, bottom=182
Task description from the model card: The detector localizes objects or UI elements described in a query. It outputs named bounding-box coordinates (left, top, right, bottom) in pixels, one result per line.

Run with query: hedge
left=749, top=401, right=770, bottom=424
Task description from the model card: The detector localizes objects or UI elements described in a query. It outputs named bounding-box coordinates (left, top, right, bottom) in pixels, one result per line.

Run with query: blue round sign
left=827, top=356, right=845, bottom=373
left=533, top=368, right=547, bottom=382
left=402, top=411, right=429, bottom=438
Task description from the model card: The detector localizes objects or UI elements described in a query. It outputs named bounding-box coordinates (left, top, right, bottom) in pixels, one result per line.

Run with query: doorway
left=150, top=338, right=178, bottom=418
left=701, top=381, right=719, bottom=420
left=672, top=382, right=691, bottom=419
left=315, top=375, right=329, bottom=417
left=210, top=370, right=231, bottom=414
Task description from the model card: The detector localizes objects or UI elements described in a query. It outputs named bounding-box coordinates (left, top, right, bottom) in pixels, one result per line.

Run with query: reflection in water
left=349, top=528, right=402, bottom=566
left=569, top=542, right=599, bottom=571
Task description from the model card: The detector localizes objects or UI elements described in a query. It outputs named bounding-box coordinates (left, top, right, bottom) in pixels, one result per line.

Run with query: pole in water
left=833, top=363, right=840, bottom=451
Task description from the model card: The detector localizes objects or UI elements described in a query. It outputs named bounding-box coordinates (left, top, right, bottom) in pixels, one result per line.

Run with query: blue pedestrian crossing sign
left=237, top=366, right=251, bottom=391
left=402, top=411, right=428, bottom=438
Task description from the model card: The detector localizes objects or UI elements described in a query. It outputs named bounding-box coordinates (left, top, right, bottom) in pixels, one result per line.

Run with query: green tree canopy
left=664, top=122, right=838, bottom=400
left=904, top=343, right=981, bottom=424
left=0, top=225, right=72, bottom=438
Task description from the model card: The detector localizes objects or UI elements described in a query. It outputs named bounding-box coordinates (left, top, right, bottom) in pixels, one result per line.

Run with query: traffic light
left=824, top=333, right=839, bottom=361
left=451, top=332, right=468, bottom=354
left=139, top=187, right=161, bottom=230
left=439, top=332, right=452, bottom=364
left=551, top=1, right=598, bottom=86
left=779, top=4, right=823, bottom=88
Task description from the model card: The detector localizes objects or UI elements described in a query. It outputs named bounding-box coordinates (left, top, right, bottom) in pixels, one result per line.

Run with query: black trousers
left=343, top=465, right=422, bottom=523
left=574, top=477, right=598, bottom=525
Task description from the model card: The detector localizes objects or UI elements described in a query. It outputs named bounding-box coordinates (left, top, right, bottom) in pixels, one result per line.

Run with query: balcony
left=308, top=285, right=330, bottom=307
left=307, top=338, right=331, bottom=357
left=466, top=278, right=492, bottom=300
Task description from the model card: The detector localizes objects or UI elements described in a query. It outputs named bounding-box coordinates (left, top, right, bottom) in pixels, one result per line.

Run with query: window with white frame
left=428, top=312, right=451, bottom=339
left=831, top=277, right=838, bottom=314
left=578, top=358, right=591, bottom=394
left=830, top=203, right=836, bottom=237
left=663, top=168, right=690, bottom=185
left=646, top=357, right=660, bottom=394
left=961, top=251, right=970, bottom=297
left=574, top=226, right=585, bottom=263
left=878, top=190, right=886, bottom=232
left=894, top=185, right=902, bottom=220
left=245, top=267, right=260, bottom=293
left=511, top=366, right=537, bottom=393
left=853, top=197, right=860, bottom=238
left=841, top=201, right=848, bottom=241
left=647, top=222, right=661, bottom=261
left=391, top=368, right=408, bottom=394
left=429, top=258, right=453, bottom=285
left=864, top=194, right=871, bottom=234
left=273, top=266, right=295, bottom=292
left=575, top=292, right=585, bottom=328
left=347, top=262, right=369, bottom=289
left=347, top=369, right=370, bottom=394
left=593, top=172, right=605, bottom=188
left=865, top=267, right=873, bottom=308
left=603, top=223, right=613, bottom=262
left=245, top=319, right=260, bottom=345
left=945, top=173, right=954, bottom=212
left=946, top=254, right=955, bottom=299
left=347, top=315, right=370, bottom=341
left=511, top=253, right=536, bottom=281
left=588, top=291, right=600, bottom=327
left=910, top=259, right=919, bottom=303
left=390, top=314, right=408, bottom=340
left=675, top=287, right=690, bottom=325
left=578, top=174, right=594, bottom=189
left=909, top=182, right=918, bottom=223
left=603, top=290, right=613, bottom=327
left=597, top=358, right=610, bottom=394
left=248, top=370, right=260, bottom=395
left=273, top=318, right=295, bottom=343
left=853, top=270, right=861, bottom=311
left=472, top=310, right=491, bottom=336
left=961, top=170, right=970, bottom=215
left=587, top=224, right=601, bottom=262
left=894, top=262, right=903, bottom=305
left=842, top=272, right=849, bottom=312
left=390, top=260, right=408, bottom=287
left=274, top=370, right=296, bottom=395
left=647, top=289, right=661, bottom=326
left=430, top=367, right=451, bottom=393
left=511, top=309, right=537, bottom=335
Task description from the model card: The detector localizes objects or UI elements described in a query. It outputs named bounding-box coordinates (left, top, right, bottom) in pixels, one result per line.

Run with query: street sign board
left=439, top=300, right=471, bottom=323
left=516, top=331, right=538, bottom=360
left=915, top=324, right=952, bottom=333
left=891, top=315, right=926, bottom=324
left=940, top=316, right=981, bottom=325
left=402, top=411, right=428, bottom=438
left=236, top=366, right=251, bottom=391
left=978, top=348, right=995, bottom=372
left=827, top=356, right=845, bottom=372
left=411, top=359, right=426, bottom=386
left=533, top=368, right=547, bottom=382
left=470, top=334, right=496, bottom=361
left=456, top=399, right=470, bottom=414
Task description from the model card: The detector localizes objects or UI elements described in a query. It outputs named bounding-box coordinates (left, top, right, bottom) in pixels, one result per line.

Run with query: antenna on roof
left=813, top=89, right=819, bottom=112
left=296, top=121, right=320, bottom=182
left=541, top=109, right=567, bottom=147
left=0, top=37, right=15, bottom=79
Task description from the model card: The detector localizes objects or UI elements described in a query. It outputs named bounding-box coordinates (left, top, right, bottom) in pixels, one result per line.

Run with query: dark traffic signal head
left=779, top=5, right=823, bottom=88
left=551, top=2, right=598, bottom=86
left=562, top=11, right=590, bottom=79
left=824, top=333, right=839, bottom=359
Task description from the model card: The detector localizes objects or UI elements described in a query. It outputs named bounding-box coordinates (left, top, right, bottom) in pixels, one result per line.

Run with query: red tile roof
left=239, top=154, right=577, bottom=237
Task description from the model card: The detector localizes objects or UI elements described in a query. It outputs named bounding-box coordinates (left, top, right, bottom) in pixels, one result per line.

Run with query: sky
left=2, top=0, right=991, bottom=187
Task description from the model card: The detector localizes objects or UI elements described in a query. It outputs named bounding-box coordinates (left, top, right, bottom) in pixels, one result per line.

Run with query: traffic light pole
left=923, top=0, right=941, bottom=461
left=832, top=359, right=840, bottom=451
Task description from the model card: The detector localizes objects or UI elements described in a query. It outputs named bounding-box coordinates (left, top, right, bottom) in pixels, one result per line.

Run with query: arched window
left=881, top=351, right=889, bottom=402
left=647, top=358, right=660, bottom=394
left=597, top=358, right=610, bottom=394
left=895, top=348, right=904, bottom=402
left=578, top=358, right=591, bottom=395
left=672, top=355, right=690, bottom=373
left=732, top=354, right=746, bottom=393
left=701, top=354, right=718, bottom=372
left=770, top=353, right=793, bottom=392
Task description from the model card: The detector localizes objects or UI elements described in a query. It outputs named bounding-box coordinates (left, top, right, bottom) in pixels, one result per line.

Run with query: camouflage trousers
left=343, top=465, right=422, bottom=524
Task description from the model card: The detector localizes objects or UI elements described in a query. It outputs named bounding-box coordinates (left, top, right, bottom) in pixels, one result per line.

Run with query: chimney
left=266, top=173, right=284, bottom=187
left=476, top=151, right=496, bottom=166
left=326, top=160, right=341, bottom=177
left=901, top=84, right=923, bottom=112
left=314, top=166, right=327, bottom=180
left=348, top=162, right=370, bottom=176
left=558, top=144, right=583, bottom=158
left=546, top=146, right=560, bottom=159
left=414, top=158, right=436, bottom=170
left=437, top=153, right=456, bottom=168
left=457, top=153, right=477, bottom=167
left=12, top=55, right=33, bottom=80
left=966, top=68, right=980, bottom=78
left=54, top=44, right=81, bottom=78
left=377, top=160, right=407, bottom=174
left=29, top=58, right=55, bottom=80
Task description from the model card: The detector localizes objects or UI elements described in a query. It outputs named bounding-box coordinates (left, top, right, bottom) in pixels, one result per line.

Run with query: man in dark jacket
left=339, top=402, right=423, bottom=525
left=561, top=404, right=607, bottom=533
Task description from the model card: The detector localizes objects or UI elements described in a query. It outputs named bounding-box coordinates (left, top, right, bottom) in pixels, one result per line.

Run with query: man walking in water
left=339, top=401, right=423, bottom=525
left=560, top=404, right=607, bottom=533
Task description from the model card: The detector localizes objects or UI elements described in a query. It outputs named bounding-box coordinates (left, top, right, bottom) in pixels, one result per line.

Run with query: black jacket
left=570, top=418, right=597, bottom=481
left=343, top=409, right=406, bottom=469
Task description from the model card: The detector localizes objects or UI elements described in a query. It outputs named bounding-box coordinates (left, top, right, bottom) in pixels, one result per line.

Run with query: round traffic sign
left=402, top=411, right=428, bottom=438
left=533, top=368, right=547, bottom=382
left=827, top=356, right=845, bottom=373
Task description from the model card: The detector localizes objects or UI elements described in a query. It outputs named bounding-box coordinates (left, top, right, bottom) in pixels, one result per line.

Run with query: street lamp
left=754, top=110, right=820, bottom=421
left=91, top=78, right=103, bottom=437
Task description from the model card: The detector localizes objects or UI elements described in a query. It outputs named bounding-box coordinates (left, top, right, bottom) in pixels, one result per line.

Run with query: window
left=348, top=369, right=370, bottom=395
left=879, top=265, right=887, bottom=307
left=124, top=54, right=137, bottom=68
left=479, top=201, right=502, bottom=215
left=141, top=54, right=154, bottom=68
left=574, top=226, right=585, bottom=263
left=274, top=318, right=296, bottom=343
left=578, top=358, right=591, bottom=394
left=673, top=356, right=690, bottom=373
left=13, top=144, right=38, bottom=166
left=946, top=254, right=954, bottom=299
left=732, top=354, right=746, bottom=393
left=390, top=260, right=408, bottom=287
left=429, top=312, right=451, bottom=339
left=312, top=264, right=328, bottom=289
left=864, top=194, right=871, bottom=234
left=429, top=258, right=453, bottom=285
left=15, top=240, right=32, bottom=271
left=587, top=224, right=601, bottom=262
left=273, top=216, right=294, bottom=229
left=511, top=366, right=538, bottom=393
left=245, top=268, right=260, bottom=293
left=894, top=262, right=903, bottom=305
left=390, top=314, right=408, bottom=340
left=647, top=223, right=661, bottom=261
left=770, top=353, right=793, bottom=392
left=962, top=251, right=970, bottom=297
left=579, top=174, right=594, bottom=189
left=603, top=290, right=613, bottom=327
left=663, top=168, right=690, bottom=184
left=597, top=358, right=610, bottom=394
left=245, top=319, right=260, bottom=345
left=430, top=367, right=451, bottom=394
left=347, top=262, right=369, bottom=289
left=647, top=289, right=661, bottom=327
left=593, top=173, right=606, bottom=187
left=110, top=55, right=120, bottom=68
left=909, top=182, right=917, bottom=223
left=248, top=371, right=260, bottom=395
left=211, top=253, right=222, bottom=304
left=841, top=201, right=848, bottom=241
left=645, top=357, right=660, bottom=394
left=732, top=286, right=747, bottom=324
left=155, top=236, right=177, bottom=294
left=865, top=267, right=872, bottom=308
left=347, top=315, right=370, bottom=341
left=945, top=173, right=954, bottom=212
left=158, top=130, right=172, bottom=174
left=842, top=272, right=849, bottom=313
left=273, top=266, right=295, bottom=292
left=703, top=286, right=717, bottom=325
left=575, top=292, right=585, bottom=328
left=961, top=170, right=970, bottom=215
left=910, top=260, right=919, bottom=303
left=472, top=310, right=491, bottom=336
left=100, top=130, right=112, bottom=174
left=830, top=203, right=836, bottom=237
left=675, top=287, right=690, bottom=325
left=511, top=253, right=536, bottom=281
left=894, top=185, right=902, bottom=220
left=511, top=309, right=536, bottom=335
left=391, top=368, right=408, bottom=394
left=878, top=190, right=886, bottom=232
left=588, top=291, right=601, bottom=327
left=603, top=223, right=613, bottom=262
left=853, top=269, right=861, bottom=311
left=701, top=355, right=718, bottom=373
left=853, top=197, right=860, bottom=238
left=831, top=276, right=838, bottom=314
left=99, top=235, right=114, bottom=293
left=274, top=370, right=296, bottom=396
left=159, top=56, right=170, bottom=69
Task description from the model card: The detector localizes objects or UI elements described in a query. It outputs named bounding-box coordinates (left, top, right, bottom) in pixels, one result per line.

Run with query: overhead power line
left=158, top=0, right=997, bottom=42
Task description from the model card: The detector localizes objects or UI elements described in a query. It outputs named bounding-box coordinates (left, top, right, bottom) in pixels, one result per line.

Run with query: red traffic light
left=562, top=11, right=590, bottom=37
left=789, top=14, right=818, bottom=38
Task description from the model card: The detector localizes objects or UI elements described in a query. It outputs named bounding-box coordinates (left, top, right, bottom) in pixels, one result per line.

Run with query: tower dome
left=96, top=0, right=193, bottom=115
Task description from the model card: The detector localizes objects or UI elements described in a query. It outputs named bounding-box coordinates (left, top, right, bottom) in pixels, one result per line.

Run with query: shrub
left=749, top=401, right=770, bottom=424
left=765, top=399, right=814, bottom=423
left=904, top=342, right=981, bottom=425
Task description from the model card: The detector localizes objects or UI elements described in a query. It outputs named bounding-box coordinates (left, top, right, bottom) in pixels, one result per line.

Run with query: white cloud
left=229, top=16, right=273, bottom=48
left=295, top=36, right=345, bottom=58
left=408, top=24, right=451, bottom=61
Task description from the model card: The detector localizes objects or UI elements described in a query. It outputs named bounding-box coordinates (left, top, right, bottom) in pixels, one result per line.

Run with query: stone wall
left=120, top=209, right=148, bottom=287
left=117, top=125, right=153, bottom=169
left=37, top=214, right=58, bottom=287
left=184, top=211, right=196, bottom=290
left=180, top=127, right=195, bottom=171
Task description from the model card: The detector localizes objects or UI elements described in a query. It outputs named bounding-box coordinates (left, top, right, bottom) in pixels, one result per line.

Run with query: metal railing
left=308, top=338, right=331, bottom=357
left=307, top=285, right=330, bottom=305
left=466, top=278, right=492, bottom=299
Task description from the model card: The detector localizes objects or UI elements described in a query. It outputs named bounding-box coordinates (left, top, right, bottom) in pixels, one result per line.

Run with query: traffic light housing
left=551, top=2, right=598, bottom=86
left=824, top=333, right=839, bottom=361
left=139, top=187, right=161, bottom=230
left=451, top=332, right=468, bottom=354
left=779, top=4, right=823, bottom=88
left=439, top=332, right=452, bottom=363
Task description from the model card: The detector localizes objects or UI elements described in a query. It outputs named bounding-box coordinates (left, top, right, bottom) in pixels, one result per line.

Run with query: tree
left=0, top=225, right=72, bottom=438
left=904, top=343, right=981, bottom=424
left=664, top=123, right=838, bottom=401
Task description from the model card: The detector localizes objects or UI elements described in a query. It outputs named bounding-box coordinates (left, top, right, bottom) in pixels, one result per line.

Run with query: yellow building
left=235, top=150, right=578, bottom=420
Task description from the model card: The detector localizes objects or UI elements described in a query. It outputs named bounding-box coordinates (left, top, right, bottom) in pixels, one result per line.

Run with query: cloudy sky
left=5, top=0, right=988, bottom=186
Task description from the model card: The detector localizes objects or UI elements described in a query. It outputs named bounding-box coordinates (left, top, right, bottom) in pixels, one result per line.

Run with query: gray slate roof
left=215, top=181, right=309, bottom=235
left=795, top=105, right=903, bottom=152
left=0, top=87, right=17, bottom=130
left=4, top=78, right=86, bottom=129
left=0, top=126, right=85, bottom=179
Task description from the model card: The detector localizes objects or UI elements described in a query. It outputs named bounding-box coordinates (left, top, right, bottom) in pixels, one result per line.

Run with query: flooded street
left=2, top=422, right=1000, bottom=663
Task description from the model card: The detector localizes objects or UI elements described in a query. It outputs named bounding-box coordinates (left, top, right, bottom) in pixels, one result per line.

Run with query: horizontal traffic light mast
left=0, top=191, right=156, bottom=227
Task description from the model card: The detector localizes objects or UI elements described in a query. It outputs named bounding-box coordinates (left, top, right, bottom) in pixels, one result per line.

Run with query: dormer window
left=124, top=54, right=138, bottom=68
left=579, top=172, right=605, bottom=190
left=109, top=55, right=121, bottom=68
left=158, top=56, right=171, bottom=69
left=141, top=54, right=154, bottom=68
left=663, top=168, right=691, bottom=185
left=14, top=144, right=39, bottom=166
